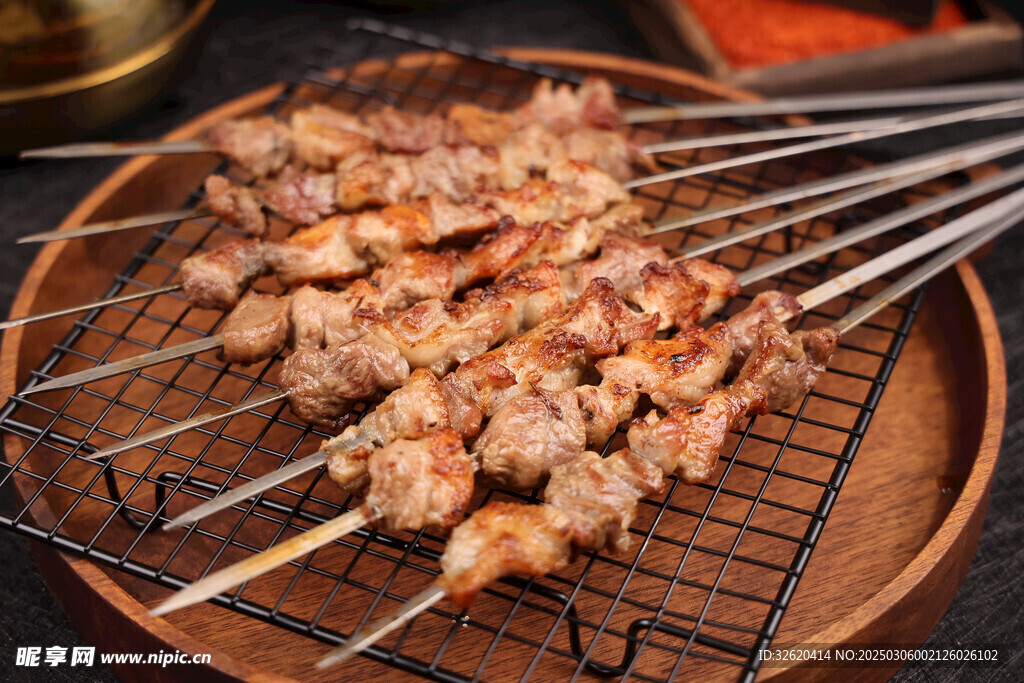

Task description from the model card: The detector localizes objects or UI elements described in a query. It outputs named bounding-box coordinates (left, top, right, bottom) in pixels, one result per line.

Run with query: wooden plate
left=0, top=50, right=1005, bottom=681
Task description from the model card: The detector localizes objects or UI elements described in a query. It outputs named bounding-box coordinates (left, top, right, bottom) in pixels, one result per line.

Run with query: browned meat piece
left=344, top=204, right=439, bottom=265
left=288, top=285, right=329, bottom=352
left=324, top=369, right=452, bottom=492
left=372, top=250, right=459, bottom=314
left=483, top=160, right=629, bottom=226
left=627, top=390, right=746, bottom=483
left=335, top=149, right=416, bottom=211
left=438, top=501, right=573, bottom=608
left=365, top=428, right=474, bottom=531
left=354, top=261, right=564, bottom=376
left=589, top=202, right=646, bottom=239
left=204, top=175, right=268, bottom=237
left=357, top=299, right=506, bottom=376
left=419, top=192, right=503, bottom=240
left=442, top=279, right=657, bottom=426
left=356, top=368, right=451, bottom=445
left=290, top=107, right=375, bottom=170
left=279, top=335, right=409, bottom=428
left=444, top=103, right=517, bottom=147
left=263, top=214, right=371, bottom=286
left=533, top=217, right=605, bottom=269
left=456, top=219, right=544, bottom=285
left=676, top=258, right=742, bottom=319
left=495, top=124, right=569, bottom=189
left=205, top=117, right=293, bottom=177
left=262, top=167, right=338, bottom=226
left=408, top=145, right=502, bottom=201
left=575, top=75, right=622, bottom=129
left=564, top=128, right=657, bottom=182
left=725, top=291, right=804, bottom=374
left=324, top=426, right=374, bottom=493
left=475, top=386, right=587, bottom=490
left=288, top=279, right=382, bottom=352
left=180, top=240, right=270, bottom=310
left=596, top=322, right=733, bottom=410
left=572, top=233, right=667, bottom=300
left=574, top=381, right=640, bottom=446
left=456, top=214, right=607, bottom=288
left=221, top=292, right=291, bottom=364
left=368, top=106, right=446, bottom=153
left=462, top=261, right=565, bottom=335
left=516, top=76, right=621, bottom=134
left=440, top=374, right=483, bottom=439
left=731, top=321, right=841, bottom=415
left=633, top=262, right=710, bottom=331
left=545, top=449, right=664, bottom=553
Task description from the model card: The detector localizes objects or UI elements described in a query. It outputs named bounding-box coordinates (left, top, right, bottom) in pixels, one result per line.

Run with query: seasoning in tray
left=682, top=0, right=968, bottom=68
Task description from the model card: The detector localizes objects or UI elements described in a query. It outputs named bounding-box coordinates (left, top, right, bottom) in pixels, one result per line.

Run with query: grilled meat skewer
left=207, top=117, right=654, bottom=233
left=183, top=159, right=629, bottom=309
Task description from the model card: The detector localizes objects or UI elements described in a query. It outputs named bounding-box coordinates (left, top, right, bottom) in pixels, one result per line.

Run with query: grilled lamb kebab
left=204, top=76, right=642, bottom=180
left=206, top=117, right=654, bottom=234
left=474, top=290, right=805, bottom=488
left=275, top=235, right=737, bottom=431
left=217, top=203, right=645, bottom=365
left=183, top=159, right=630, bottom=309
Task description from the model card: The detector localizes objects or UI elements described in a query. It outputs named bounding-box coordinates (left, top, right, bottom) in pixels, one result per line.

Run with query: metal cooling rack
left=0, top=18, right=944, bottom=681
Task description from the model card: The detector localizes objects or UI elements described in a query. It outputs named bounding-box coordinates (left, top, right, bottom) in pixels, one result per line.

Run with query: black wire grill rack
left=0, top=18, right=953, bottom=682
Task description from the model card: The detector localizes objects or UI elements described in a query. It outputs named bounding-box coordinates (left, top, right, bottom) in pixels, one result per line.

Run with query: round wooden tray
left=0, top=50, right=1005, bottom=682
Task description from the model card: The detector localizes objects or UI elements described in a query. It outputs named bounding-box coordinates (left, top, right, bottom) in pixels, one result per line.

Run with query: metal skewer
left=625, top=98, right=1024, bottom=189
left=317, top=585, right=448, bottom=669
left=85, top=388, right=288, bottom=460
left=317, top=198, right=1024, bottom=669
left=641, top=114, right=909, bottom=153
left=624, top=79, right=1024, bottom=124
left=651, top=128, right=1024, bottom=234
left=154, top=187, right=1024, bottom=556
left=20, top=139, right=212, bottom=160
left=0, top=283, right=184, bottom=332
left=17, top=209, right=212, bottom=245
left=150, top=501, right=376, bottom=618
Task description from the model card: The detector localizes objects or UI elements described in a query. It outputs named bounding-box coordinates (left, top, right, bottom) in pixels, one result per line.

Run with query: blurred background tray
left=625, top=0, right=1023, bottom=95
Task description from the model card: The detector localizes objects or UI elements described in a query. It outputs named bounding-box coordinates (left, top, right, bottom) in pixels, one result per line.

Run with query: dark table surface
left=0, top=2, right=1021, bottom=681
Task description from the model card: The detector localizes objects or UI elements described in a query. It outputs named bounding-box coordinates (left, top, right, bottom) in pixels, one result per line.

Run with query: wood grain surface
left=0, top=50, right=1006, bottom=681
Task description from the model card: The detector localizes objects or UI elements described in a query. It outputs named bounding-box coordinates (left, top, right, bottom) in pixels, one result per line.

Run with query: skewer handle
left=20, top=139, right=212, bottom=159
left=0, top=283, right=183, bottom=332
left=797, top=186, right=1024, bottom=312
left=86, top=388, right=288, bottom=460
left=627, top=98, right=1024, bottom=190
left=151, top=505, right=374, bottom=617
left=17, top=209, right=212, bottom=245
left=162, top=447, right=337, bottom=531
left=737, top=161, right=1024, bottom=288
left=652, top=128, right=1024, bottom=233
left=837, top=212, right=1023, bottom=334
left=624, top=80, right=1024, bottom=123
left=21, top=332, right=222, bottom=396
left=317, top=584, right=448, bottom=668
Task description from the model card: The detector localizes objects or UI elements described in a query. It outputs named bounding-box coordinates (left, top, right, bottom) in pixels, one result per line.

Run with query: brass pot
left=0, top=0, right=216, bottom=153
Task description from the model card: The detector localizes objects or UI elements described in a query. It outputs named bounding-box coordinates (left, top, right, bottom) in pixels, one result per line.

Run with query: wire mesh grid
left=0, top=18, right=956, bottom=681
